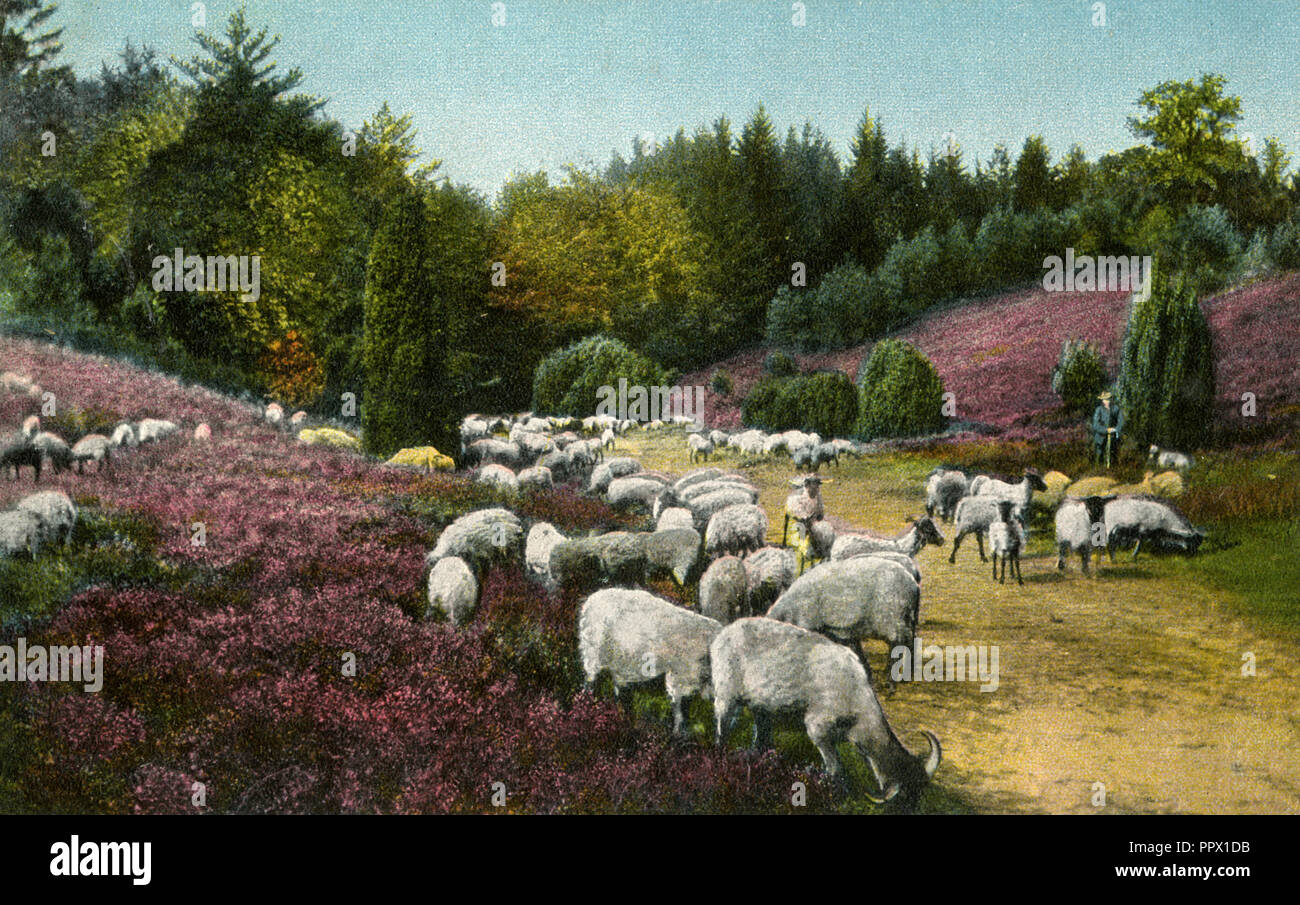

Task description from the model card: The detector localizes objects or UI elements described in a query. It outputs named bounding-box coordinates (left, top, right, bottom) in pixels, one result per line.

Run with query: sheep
left=792, top=444, right=816, bottom=471
left=15, top=490, right=76, bottom=547
left=290, top=410, right=308, bottom=428
left=766, top=557, right=920, bottom=681
left=643, top=527, right=702, bottom=585
left=111, top=422, right=138, bottom=448
left=1104, top=496, right=1204, bottom=560
left=1, top=432, right=41, bottom=482
left=744, top=546, right=798, bottom=614
left=537, top=448, right=571, bottom=481
left=426, top=556, right=479, bottom=626
left=973, top=470, right=1048, bottom=512
left=569, top=438, right=602, bottom=468
left=699, top=555, right=749, bottom=623
left=655, top=507, right=696, bottom=532
left=735, top=431, right=767, bottom=457
left=1148, top=445, right=1194, bottom=471
left=525, top=522, right=566, bottom=584
left=71, top=434, right=113, bottom=473
left=989, top=499, right=1025, bottom=585
left=511, top=430, right=553, bottom=464
left=677, top=477, right=758, bottom=504
left=687, top=432, right=714, bottom=463
left=704, top=503, right=768, bottom=559
left=425, top=508, right=523, bottom=576
left=968, top=474, right=990, bottom=497
left=711, top=617, right=941, bottom=802
left=950, top=496, right=1023, bottom=564
left=578, top=588, right=722, bottom=735
left=137, top=419, right=179, bottom=443
left=1054, top=495, right=1110, bottom=574
left=853, top=551, right=922, bottom=585
left=517, top=465, right=553, bottom=490
left=925, top=468, right=968, bottom=522
left=672, top=468, right=722, bottom=493
left=829, top=516, right=945, bottom=560
left=601, top=427, right=616, bottom=450
left=21, top=415, right=40, bottom=437
left=549, top=532, right=648, bottom=590
left=193, top=423, right=212, bottom=442
left=587, top=457, right=643, bottom=494
left=687, top=486, right=760, bottom=533
left=1, top=372, right=33, bottom=394
left=264, top=403, right=284, bottom=426
left=466, top=438, right=523, bottom=470
left=792, top=518, right=836, bottom=573
left=31, top=432, right=72, bottom=475
left=606, top=475, right=668, bottom=511
left=782, top=474, right=826, bottom=546
left=709, top=430, right=729, bottom=448
left=476, top=463, right=520, bottom=493
left=0, top=509, right=43, bottom=559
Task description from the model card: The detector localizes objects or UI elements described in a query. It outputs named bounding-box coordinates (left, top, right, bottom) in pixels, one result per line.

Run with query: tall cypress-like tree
left=1013, top=135, right=1054, bottom=211
left=362, top=186, right=451, bottom=458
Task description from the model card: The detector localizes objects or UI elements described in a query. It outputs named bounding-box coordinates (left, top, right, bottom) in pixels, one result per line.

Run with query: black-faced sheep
left=989, top=499, right=1025, bottom=585
left=31, top=432, right=73, bottom=475
left=830, top=516, right=944, bottom=560
left=1054, top=495, right=1110, bottom=574
left=1103, top=496, right=1204, bottom=560
left=1, top=433, right=41, bottom=482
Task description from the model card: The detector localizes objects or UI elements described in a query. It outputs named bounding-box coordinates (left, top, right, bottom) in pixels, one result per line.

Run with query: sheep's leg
left=750, top=710, right=773, bottom=751
left=1057, top=543, right=1066, bottom=571
left=992, top=553, right=999, bottom=582
left=975, top=530, right=986, bottom=562
left=948, top=530, right=965, bottom=564
left=670, top=694, right=687, bottom=736
left=1081, top=548, right=1091, bottom=574
left=781, top=514, right=789, bottom=547
left=808, top=721, right=849, bottom=798
left=715, top=698, right=741, bottom=747
left=1014, top=554, right=1024, bottom=586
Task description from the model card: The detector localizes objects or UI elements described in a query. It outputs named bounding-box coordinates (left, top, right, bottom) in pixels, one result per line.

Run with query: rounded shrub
left=763, top=349, right=798, bottom=378
left=1050, top=338, right=1108, bottom=414
left=854, top=339, right=945, bottom=440
left=1167, top=205, right=1243, bottom=290
left=741, top=370, right=858, bottom=438
left=710, top=368, right=734, bottom=397
left=532, top=334, right=672, bottom=417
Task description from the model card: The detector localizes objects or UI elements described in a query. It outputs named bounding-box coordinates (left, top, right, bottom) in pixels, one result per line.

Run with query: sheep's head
left=912, top=515, right=946, bottom=547
left=1026, top=470, right=1048, bottom=493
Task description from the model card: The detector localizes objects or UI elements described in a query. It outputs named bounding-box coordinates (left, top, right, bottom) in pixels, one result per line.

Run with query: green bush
left=741, top=370, right=858, bottom=438
left=763, top=349, right=798, bottom=377
left=1268, top=216, right=1300, bottom=271
left=532, top=334, right=672, bottom=417
left=1051, top=338, right=1108, bottom=413
left=710, top=368, right=734, bottom=396
left=1115, top=267, right=1215, bottom=451
left=854, top=339, right=945, bottom=440
left=1167, top=205, right=1243, bottom=291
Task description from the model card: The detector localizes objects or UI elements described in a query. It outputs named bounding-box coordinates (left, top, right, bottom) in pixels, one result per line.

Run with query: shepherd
left=1090, top=391, right=1124, bottom=467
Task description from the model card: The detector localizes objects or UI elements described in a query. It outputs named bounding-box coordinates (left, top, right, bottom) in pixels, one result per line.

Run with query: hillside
left=686, top=274, right=1300, bottom=447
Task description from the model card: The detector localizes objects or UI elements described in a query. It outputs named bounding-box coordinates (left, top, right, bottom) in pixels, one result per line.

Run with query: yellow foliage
left=298, top=427, right=362, bottom=451
left=386, top=447, right=455, bottom=471
left=1065, top=475, right=1118, bottom=497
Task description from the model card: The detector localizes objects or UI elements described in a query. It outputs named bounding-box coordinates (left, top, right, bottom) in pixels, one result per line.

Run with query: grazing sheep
left=16, top=490, right=76, bottom=547
left=735, top=431, right=767, bottom=458
left=537, top=448, right=571, bottom=480
left=476, top=463, right=520, bottom=493
left=1055, top=495, right=1110, bottom=574
left=814, top=442, right=840, bottom=469
left=72, top=434, right=113, bottom=473
left=687, top=486, right=760, bottom=533
left=137, top=419, right=179, bottom=443
left=425, top=508, right=524, bottom=575
left=766, top=558, right=920, bottom=679
left=656, top=507, right=696, bottom=532
left=792, top=519, right=836, bottom=573
left=525, top=522, right=566, bottom=583
left=744, top=546, right=798, bottom=614
left=705, top=503, right=768, bottom=559
left=711, top=617, right=941, bottom=802
left=677, top=477, right=758, bottom=504
left=1, top=372, right=33, bottom=394
left=989, top=499, right=1025, bottom=585
left=606, top=475, right=669, bottom=511
left=1104, top=496, right=1204, bottom=560
left=783, top=474, right=826, bottom=546
left=925, top=468, right=968, bottom=522
left=550, top=532, right=648, bottom=589
left=31, top=432, right=72, bottom=475
left=672, top=467, right=723, bottom=494
left=601, top=427, right=616, bottom=450
left=426, top=556, right=479, bottom=626
left=466, top=438, right=523, bottom=470
left=950, top=496, right=1020, bottom=564
left=110, top=422, right=138, bottom=448
left=578, top=588, right=722, bottom=734
left=709, top=430, right=729, bottom=448
left=1, top=433, right=41, bottom=481
left=193, top=423, right=212, bottom=442
left=699, top=555, right=749, bottom=623
left=289, top=410, right=308, bottom=427
left=830, top=516, right=945, bottom=560
left=687, top=432, right=714, bottom=463
left=517, top=465, right=553, bottom=490
left=21, top=415, right=40, bottom=437
left=1148, top=445, right=1194, bottom=471
left=264, top=403, right=284, bottom=426
left=792, top=444, right=816, bottom=471
left=511, top=430, right=553, bottom=464
left=0, top=509, right=43, bottom=559
left=973, top=470, right=1048, bottom=512
left=643, top=527, right=702, bottom=585
left=854, top=551, right=922, bottom=585
left=587, top=457, right=643, bottom=494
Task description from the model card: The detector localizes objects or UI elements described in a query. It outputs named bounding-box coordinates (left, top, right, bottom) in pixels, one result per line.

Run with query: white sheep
left=587, top=457, right=643, bottom=494
left=601, top=427, right=616, bottom=450
left=699, top=555, right=749, bottom=623
left=989, top=499, right=1025, bottom=585
left=467, top=438, right=524, bottom=470
left=517, top=465, right=553, bottom=490
left=792, top=518, right=836, bottom=573
left=16, top=491, right=77, bottom=547
left=1104, top=496, right=1204, bottom=560
left=71, top=434, right=113, bottom=473
left=111, top=422, right=138, bottom=448
left=704, top=503, right=768, bottom=559
left=606, top=475, right=669, bottom=511
left=425, top=508, right=523, bottom=575
left=1054, top=495, right=1109, bottom=574
left=264, top=403, right=284, bottom=426
left=672, top=468, right=723, bottom=493
left=711, top=617, right=941, bottom=801
left=426, top=556, right=479, bottom=625
left=655, top=507, right=696, bottom=532
left=578, top=588, right=721, bottom=734
left=137, top=419, right=179, bottom=443
left=782, top=474, right=826, bottom=546
left=550, top=532, right=647, bottom=589
left=525, top=522, right=566, bottom=584
left=708, top=429, right=729, bottom=447
left=687, top=432, right=714, bottom=463
left=1148, top=445, right=1194, bottom=471
left=0, top=510, right=43, bottom=559
left=950, top=496, right=1020, bottom=564
left=744, top=545, right=798, bottom=614
left=687, top=486, right=760, bottom=533
left=973, top=470, right=1047, bottom=510
left=643, top=527, right=702, bottom=585
left=476, top=463, right=520, bottom=493
left=925, top=468, right=968, bottom=522
left=830, top=516, right=945, bottom=560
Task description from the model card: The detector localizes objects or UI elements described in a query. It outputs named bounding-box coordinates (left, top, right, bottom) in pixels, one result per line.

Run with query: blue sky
left=55, top=1, right=1300, bottom=198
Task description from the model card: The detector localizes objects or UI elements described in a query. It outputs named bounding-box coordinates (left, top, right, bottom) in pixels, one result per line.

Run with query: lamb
left=1104, top=496, right=1204, bottom=560
left=711, top=617, right=941, bottom=802
left=782, top=474, right=826, bottom=546
left=137, top=419, right=180, bottom=443
left=830, top=516, right=945, bottom=560
left=687, top=432, right=715, bottom=463
left=1148, top=445, right=1194, bottom=471
left=517, top=465, right=553, bottom=490
left=476, top=463, right=520, bottom=493
left=989, top=499, right=1025, bottom=585
left=743, top=546, right=798, bottom=614
left=15, top=491, right=77, bottom=547
left=425, top=556, right=479, bottom=626
left=687, top=486, right=760, bottom=533
left=31, top=432, right=72, bottom=475
left=950, top=495, right=1022, bottom=564
left=525, top=522, right=567, bottom=584
left=578, top=588, right=722, bottom=734
left=425, top=508, right=524, bottom=576
left=704, top=503, right=768, bottom=559
left=587, top=457, right=643, bottom=494
left=655, top=507, right=696, bottom=532
left=643, top=527, right=702, bottom=585
left=700, top=555, right=749, bottom=623
left=766, top=557, right=920, bottom=680
left=1054, top=495, right=1110, bottom=574
left=925, top=468, right=968, bottom=522
left=0, top=509, right=43, bottom=559
left=1, top=433, right=41, bottom=481
left=606, top=475, right=669, bottom=511
left=71, top=434, right=113, bottom=473
left=110, top=422, right=138, bottom=448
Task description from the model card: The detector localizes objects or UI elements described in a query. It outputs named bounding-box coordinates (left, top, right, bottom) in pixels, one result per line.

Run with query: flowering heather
left=0, top=335, right=835, bottom=814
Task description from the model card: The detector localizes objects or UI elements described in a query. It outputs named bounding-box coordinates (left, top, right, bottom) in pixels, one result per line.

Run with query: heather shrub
left=855, top=339, right=945, bottom=439
left=710, top=368, right=734, bottom=397
left=763, top=349, right=798, bottom=377
left=1050, top=338, right=1108, bottom=414
left=1115, top=267, right=1215, bottom=451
